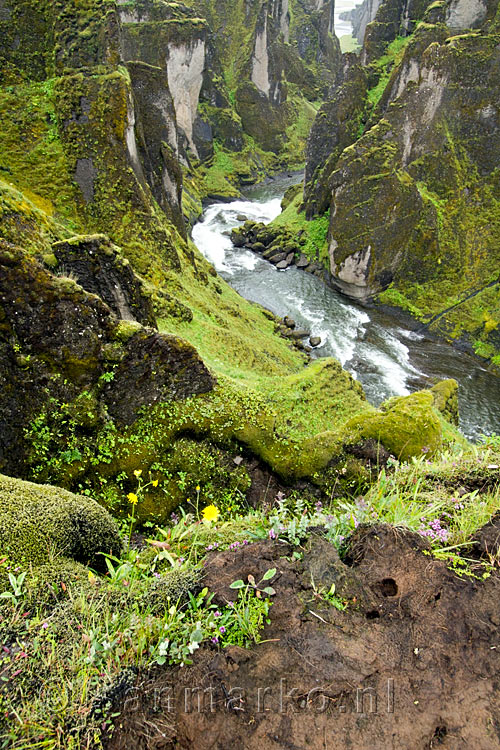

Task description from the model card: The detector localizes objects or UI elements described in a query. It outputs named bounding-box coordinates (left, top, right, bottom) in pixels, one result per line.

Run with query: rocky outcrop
left=302, top=0, right=500, bottom=361
left=0, top=239, right=214, bottom=477
left=51, top=234, right=157, bottom=327
left=304, top=55, right=367, bottom=216
left=348, top=0, right=383, bottom=44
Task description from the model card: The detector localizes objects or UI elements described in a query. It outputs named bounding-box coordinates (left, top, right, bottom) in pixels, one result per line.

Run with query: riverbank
left=192, top=178, right=500, bottom=441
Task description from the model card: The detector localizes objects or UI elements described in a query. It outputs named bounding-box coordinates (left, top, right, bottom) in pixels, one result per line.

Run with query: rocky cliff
left=301, top=0, right=500, bottom=364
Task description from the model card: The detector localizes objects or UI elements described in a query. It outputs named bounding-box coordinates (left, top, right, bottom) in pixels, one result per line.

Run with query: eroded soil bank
left=106, top=523, right=500, bottom=749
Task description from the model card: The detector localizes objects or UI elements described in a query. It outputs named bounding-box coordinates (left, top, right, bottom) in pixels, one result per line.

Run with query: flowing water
left=192, top=174, right=500, bottom=441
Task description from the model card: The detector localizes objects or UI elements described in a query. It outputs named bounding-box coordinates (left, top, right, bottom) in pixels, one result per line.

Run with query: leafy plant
left=229, top=567, right=277, bottom=598
left=0, top=571, right=26, bottom=607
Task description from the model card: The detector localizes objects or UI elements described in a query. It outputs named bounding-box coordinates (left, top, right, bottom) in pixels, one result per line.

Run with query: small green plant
left=310, top=578, right=348, bottom=611
left=0, top=570, right=27, bottom=607
left=229, top=567, right=277, bottom=598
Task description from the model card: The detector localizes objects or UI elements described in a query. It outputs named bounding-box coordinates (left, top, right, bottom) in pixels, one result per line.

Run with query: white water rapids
left=193, top=175, right=500, bottom=441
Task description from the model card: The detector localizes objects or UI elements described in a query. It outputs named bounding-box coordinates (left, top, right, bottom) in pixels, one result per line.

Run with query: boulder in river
left=283, top=316, right=296, bottom=329
left=291, top=329, right=310, bottom=339
left=251, top=242, right=266, bottom=254
left=309, top=336, right=322, bottom=347
left=276, top=260, right=290, bottom=269
left=236, top=214, right=248, bottom=222
left=230, top=229, right=246, bottom=247
left=269, top=252, right=287, bottom=264
left=262, top=247, right=282, bottom=260
left=296, top=254, right=310, bottom=268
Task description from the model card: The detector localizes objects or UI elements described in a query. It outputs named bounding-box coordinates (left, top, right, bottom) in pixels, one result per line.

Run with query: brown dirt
left=106, top=526, right=500, bottom=750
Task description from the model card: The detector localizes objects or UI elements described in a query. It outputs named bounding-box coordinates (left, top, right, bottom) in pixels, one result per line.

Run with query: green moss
left=430, top=379, right=459, bottom=426
left=112, top=319, right=143, bottom=342
left=366, top=35, right=413, bottom=110
left=343, top=391, right=443, bottom=461
left=138, top=567, right=200, bottom=614
left=0, top=473, right=122, bottom=569
left=271, top=192, right=330, bottom=264
left=24, top=558, right=93, bottom=608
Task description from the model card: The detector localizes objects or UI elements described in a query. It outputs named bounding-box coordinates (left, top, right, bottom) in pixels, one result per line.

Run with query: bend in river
left=193, top=175, right=500, bottom=441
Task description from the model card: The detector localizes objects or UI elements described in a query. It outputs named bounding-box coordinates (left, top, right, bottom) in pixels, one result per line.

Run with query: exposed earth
left=107, top=524, right=500, bottom=749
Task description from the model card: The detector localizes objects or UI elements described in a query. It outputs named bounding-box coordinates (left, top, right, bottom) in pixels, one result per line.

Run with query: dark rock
left=236, top=214, right=248, bottom=222
left=309, top=336, right=322, bottom=347
left=231, top=230, right=246, bottom=248
left=0, top=240, right=214, bottom=476
left=251, top=242, right=266, bottom=254
left=276, top=260, right=290, bottom=269
left=269, top=252, right=287, bottom=264
left=296, top=254, right=310, bottom=268
left=291, top=329, right=310, bottom=339
left=283, top=316, right=296, bottom=329
left=52, top=234, right=157, bottom=328
left=285, top=252, right=295, bottom=264
left=127, top=61, right=186, bottom=237
left=262, top=247, right=282, bottom=260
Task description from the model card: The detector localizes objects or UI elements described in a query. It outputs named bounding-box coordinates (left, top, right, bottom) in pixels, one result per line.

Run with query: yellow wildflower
left=196, top=485, right=201, bottom=492
left=133, top=469, right=142, bottom=478
left=202, top=505, right=220, bottom=523
left=127, top=492, right=138, bottom=505
left=88, top=571, right=96, bottom=584
left=152, top=479, right=159, bottom=487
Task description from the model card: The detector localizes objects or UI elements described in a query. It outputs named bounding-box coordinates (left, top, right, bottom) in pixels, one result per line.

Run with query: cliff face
left=303, top=0, right=500, bottom=363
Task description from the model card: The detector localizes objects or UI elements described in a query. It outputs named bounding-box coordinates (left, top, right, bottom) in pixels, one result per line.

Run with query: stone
left=276, top=260, right=290, bottom=269
left=251, top=242, right=266, bottom=254
left=269, top=252, right=287, bottom=264
left=236, top=214, right=248, bottom=222
left=296, top=254, right=309, bottom=268
left=291, top=329, right=310, bottom=339
left=283, top=316, right=296, bottom=329
left=231, top=230, right=246, bottom=248
left=309, top=336, right=322, bottom=347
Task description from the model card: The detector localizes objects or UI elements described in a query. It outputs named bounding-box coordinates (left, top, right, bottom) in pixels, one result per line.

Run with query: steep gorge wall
left=302, top=0, right=500, bottom=363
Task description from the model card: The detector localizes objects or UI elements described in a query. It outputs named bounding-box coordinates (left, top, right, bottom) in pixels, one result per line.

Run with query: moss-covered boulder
left=343, top=390, right=443, bottom=461
left=0, top=474, right=122, bottom=570
left=430, top=378, right=459, bottom=426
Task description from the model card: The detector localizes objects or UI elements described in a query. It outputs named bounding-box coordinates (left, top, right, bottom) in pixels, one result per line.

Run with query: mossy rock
left=138, top=566, right=200, bottom=614
left=0, top=474, right=122, bottom=570
left=430, top=379, right=459, bottom=426
left=23, top=558, right=93, bottom=609
left=343, top=390, right=443, bottom=461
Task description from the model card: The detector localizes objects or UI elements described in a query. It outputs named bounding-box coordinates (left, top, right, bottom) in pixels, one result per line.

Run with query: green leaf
left=262, top=568, right=276, bottom=581
left=229, top=579, right=245, bottom=589
left=191, top=628, right=204, bottom=643
left=261, top=586, right=276, bottom=596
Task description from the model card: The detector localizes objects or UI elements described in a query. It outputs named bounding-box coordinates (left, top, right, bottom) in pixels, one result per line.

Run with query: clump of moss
left=138, top=567, right=201, bottom=614
left=0, top=473, right=122, bottom=570
left=343, top=391, right=443, bottom=461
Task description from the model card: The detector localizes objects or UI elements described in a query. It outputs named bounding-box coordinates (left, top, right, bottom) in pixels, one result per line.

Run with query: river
left=192, top=174, right=500, bottom=441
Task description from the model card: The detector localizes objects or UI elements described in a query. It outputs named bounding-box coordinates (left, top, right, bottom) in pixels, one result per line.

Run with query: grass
left=366, top=35, right=413, bottom=110
left=1, top=440, right=498, bottom=747
left=339, top=35, right=361, bottom=53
